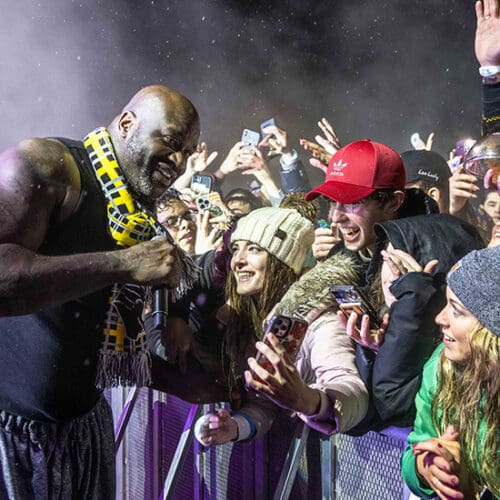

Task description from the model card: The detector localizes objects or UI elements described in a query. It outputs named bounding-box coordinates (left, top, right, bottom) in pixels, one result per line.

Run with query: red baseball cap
left=305, top=139, right=406, bottom=203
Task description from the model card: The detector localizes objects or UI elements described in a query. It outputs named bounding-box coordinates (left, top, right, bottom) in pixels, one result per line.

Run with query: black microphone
left=152, top=286, right=168, bottom=330
left=150, top=234, right=171, bottom=330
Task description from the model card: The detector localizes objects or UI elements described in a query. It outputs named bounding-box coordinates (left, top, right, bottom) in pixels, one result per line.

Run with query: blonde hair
left=432, top=324, right=499, bottom=495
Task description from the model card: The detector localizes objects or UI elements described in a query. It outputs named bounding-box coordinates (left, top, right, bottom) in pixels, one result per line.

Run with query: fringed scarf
left=83, top=127, right=199, bottom=388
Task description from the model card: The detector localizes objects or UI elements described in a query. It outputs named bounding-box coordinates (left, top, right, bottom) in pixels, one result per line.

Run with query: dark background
left=0, top=0, right=482, bottom=189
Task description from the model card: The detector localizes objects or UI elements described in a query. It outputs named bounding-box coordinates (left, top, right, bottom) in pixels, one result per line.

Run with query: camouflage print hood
left=275, top=252, right=363, bottom=325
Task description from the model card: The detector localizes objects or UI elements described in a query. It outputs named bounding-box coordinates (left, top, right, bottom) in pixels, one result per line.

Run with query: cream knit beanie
left=230, top=207, right=314, bottom=274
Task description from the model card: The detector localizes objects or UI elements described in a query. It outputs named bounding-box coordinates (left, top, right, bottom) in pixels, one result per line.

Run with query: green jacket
left=401, top=344, right=498, bottom=499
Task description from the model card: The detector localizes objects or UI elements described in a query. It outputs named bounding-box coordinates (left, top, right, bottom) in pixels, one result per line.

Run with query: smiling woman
left=401, top=247, right=500, bottom=499
left=191, top=203, right=373, bottom=446
left=191, top=206, right=315, bottom=444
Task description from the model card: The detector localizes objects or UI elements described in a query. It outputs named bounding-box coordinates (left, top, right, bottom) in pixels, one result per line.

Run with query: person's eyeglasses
left=162, top=213, right=195, bottom=229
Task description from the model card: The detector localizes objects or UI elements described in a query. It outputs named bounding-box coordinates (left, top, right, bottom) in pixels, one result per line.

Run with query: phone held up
left=196, top=191, right=225, bottom=218
left=253, top=314, right=308, bottom=378
left=330, top=285, right=380, bottom=331
left=260, top=117, right=276, bottom=136
left=190, top=173, right=213, bottom=195
left=241, top=128, right=260, bottom=150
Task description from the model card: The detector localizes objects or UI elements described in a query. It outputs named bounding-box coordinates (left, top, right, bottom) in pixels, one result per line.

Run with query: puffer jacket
left=266, top=252, right=369, bottom=434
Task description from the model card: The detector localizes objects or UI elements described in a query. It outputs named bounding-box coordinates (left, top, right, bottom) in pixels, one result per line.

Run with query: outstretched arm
left=0, top=139, right=181, bottom=315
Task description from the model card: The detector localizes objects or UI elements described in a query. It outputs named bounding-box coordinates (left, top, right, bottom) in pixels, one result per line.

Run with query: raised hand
left=299, top=117, right=341, bottom=169
left=195, top=210, right=224, bottom=254
left=186, top=142, right=218, bottom=173
left=475, top=0, right=500, bottom=66
left=259, top=124, right=289, bottom=156
left=449, top=166, right=480, bottom=214
left=337, top=310, right=389, bottom=352
left=410, top=132, right=435, bottom=151
left=299, top=138, right=331, bottom=167
left=173, top=143, right=218, bottom=190
left=216, top=141, right=249, bottom=176
left=316, top=117, right=341, bottom=153
left=312, top=225, right=340, bottom=260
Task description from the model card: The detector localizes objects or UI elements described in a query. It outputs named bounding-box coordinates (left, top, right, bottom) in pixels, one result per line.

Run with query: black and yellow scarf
left=83, top=127, right=199, bottom=388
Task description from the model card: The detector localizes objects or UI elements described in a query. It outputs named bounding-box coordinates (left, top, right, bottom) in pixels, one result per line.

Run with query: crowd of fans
left=0, top=1, right=498, bottom=499
left=146, top=2, right=500, bottom=498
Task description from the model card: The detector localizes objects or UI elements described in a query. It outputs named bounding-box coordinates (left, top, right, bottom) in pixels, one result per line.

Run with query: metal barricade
left=109, top=388, right=411, bottom=500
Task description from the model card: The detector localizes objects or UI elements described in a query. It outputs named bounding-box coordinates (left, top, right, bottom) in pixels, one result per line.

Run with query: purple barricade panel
left=109, top=388, right=409, bottom=499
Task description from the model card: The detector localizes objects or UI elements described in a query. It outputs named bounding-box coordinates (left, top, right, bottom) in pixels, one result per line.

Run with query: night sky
left=0, top=0, right=482, bottom=190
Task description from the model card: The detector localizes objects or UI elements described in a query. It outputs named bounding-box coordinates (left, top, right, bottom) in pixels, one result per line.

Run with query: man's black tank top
left=0, top=138, right=116, bottom=421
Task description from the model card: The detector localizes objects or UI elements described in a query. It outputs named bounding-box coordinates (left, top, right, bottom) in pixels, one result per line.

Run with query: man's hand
left=315, top=117, right=341, bottom=154
left=118, top=237, right=182, bottom=288
left=475, top=0, right=500, bottom=66
left=215, top=141, right=248, bottom=177
left=312, top=226, right=340, bottom=260
left=244, top=333, right=321, bottom=415
left=380, top=245, right=438, bottom=307
left=449, top=166, right=480, bottom=214
left=186, top=142, right=218, bottom=173
left=195, top=210, right=223, bottom=254
left=300, top=117, right=341, bottom=172
left=299, top=139, right=331, bottom=171
left=337, top=310, right=389, bottom=352
left=411, top=132, right=435, bottom=151
left=195, top=409, right=238, bottom=446
left=259, top=124, right=289, bottom=156
left=172, top=142, right=218, bottom=191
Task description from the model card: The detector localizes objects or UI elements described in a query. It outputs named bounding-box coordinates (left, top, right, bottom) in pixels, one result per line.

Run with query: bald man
left=0, top=85, right=199, bottom=499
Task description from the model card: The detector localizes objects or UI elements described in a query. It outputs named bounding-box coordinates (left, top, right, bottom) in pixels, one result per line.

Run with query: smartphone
left=196, top=191, right=224, bottom=217
left=254, top=315, right=308, bottom=375
left=260, top=117, right=276, bottom=136
left=241, top=128, right=260, bottom=149
left=455, top=138, right=476, bottom=160
left=330, top=285, right=380, bottom=330
left=190, top=174, right=213, bottom=195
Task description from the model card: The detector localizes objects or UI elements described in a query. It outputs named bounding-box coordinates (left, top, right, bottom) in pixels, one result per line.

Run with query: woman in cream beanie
left=195, top=205, right=370, bottom=446
left=194, top=206, right=316, bottom=444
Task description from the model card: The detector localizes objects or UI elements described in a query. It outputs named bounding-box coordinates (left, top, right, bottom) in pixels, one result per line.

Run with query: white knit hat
left=230, top=207, right=314, bottom=274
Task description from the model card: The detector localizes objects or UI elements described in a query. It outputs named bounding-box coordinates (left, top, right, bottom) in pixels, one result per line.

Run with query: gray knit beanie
left=230, top=207, right=314, bottom=274
left=446, top=246, right=500, bottom=336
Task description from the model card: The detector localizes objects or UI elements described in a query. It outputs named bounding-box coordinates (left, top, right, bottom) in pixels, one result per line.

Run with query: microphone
left=152, top=285, right=168, bottom=330
left=150, top=234, right=171, bottom=330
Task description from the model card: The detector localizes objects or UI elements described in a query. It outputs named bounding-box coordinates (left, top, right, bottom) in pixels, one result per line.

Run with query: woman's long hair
left=223, top=252, right=297, bottom=385
left=432, top=324, right=499, bottom=495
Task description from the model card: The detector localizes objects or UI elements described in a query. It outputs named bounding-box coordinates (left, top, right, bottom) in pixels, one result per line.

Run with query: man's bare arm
left=0, top=139, right=181, bottom=315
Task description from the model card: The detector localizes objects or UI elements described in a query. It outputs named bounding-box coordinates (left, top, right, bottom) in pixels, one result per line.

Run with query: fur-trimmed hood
left=275, top=252, right=363, bottom=325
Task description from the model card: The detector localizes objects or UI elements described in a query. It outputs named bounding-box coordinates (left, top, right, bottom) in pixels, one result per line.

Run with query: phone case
left=255, top=315, right=308, bottom=374
left=330, top=285, right=380, bottom=330
left=190, top=174, right=212, bottom=195
left=241, top=128, right=260, bottom=147
left=196, top=192, right=224, bottom=217
left=260, top=117, right=276, bottom=135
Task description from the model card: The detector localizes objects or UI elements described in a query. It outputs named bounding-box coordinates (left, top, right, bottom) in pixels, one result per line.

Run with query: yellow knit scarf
left=83, top=127, right=198, bottom=387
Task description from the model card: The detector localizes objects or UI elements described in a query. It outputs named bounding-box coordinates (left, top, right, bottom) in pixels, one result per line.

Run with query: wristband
left=479, top=65, right=500, bottom=77
left=231, top=412, right=256, bottom=441
left=480, top=66, right=500, bottom=85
